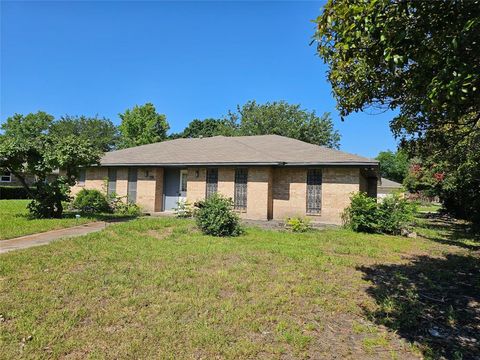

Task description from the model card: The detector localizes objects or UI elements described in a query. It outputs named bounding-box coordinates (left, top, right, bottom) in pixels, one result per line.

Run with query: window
left=78, top=168, right=86, bottom=186
left=0, top=172, right=11, bottom=182
left=108, top=168, right=117, bottom=195
left=127, top=168, right=137, bottom=203
left=180, top=170, right=188, bottom=193
left=306, top=169, right=322, bottom=215
left=234, top=168, right=248, bottom=211
left=205, top=168, right=218, bottom=198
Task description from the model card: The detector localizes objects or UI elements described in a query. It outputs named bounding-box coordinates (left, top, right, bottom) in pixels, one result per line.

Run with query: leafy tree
left=0, top=112, right=101, bottom=218
left=118, top=103, right=169, bottom=148
left=170, top=118, right=238, bottom=139
left=228, top=100, right=341, bottom=148
left=314, top=0, right=480, bottom=224
left=376, top=150, right=409, bottom=183
left=50, top=115, right=118, bottom=152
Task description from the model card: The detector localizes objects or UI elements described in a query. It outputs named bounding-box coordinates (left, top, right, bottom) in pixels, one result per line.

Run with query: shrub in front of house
left=285, top=216, right=312, bottom=232
left=72, top=189, right=111, bottom=213
left=113, top=201, right=142, bottom=216
left=342, top=192, right=417, bottom=234
left=342, top=192, right=380, bottom=233
left=0, top=186, right=31, bottom=199
left=174, top=200, right=193, bottom=218
left=194, top=193, right=243, bottom=237
left=377, top=193, right=417, bottom=234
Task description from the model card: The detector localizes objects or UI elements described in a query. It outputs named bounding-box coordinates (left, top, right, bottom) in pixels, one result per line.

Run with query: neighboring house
left=71, top=135, right=379, bottom=224
left=377, top=177, right=403, bottom=199
left=0, top=171, right=58, bottom=187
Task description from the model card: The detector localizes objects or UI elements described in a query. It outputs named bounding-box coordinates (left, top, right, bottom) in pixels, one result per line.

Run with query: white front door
left=179, top=170, right=188, bottom=202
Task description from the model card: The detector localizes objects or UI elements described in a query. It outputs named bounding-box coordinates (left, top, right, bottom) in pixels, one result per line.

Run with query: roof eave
left=98, top=161, right=379, bottom=167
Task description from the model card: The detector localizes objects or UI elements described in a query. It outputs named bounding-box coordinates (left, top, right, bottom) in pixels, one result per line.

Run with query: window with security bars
left=127, top=168, right=137, bottom=204
left=205, top=168, right=218, bottom=198
left=107, top=168, right=117, bottom=195
left=234, top=168, right=248, bottom=211
left=306, top=169, right=322, bottom=214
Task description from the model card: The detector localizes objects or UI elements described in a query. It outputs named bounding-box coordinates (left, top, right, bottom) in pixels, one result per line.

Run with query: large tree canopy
left=170, top=118, right=238, bottom=139
left=0, top=112, right=101, bottom=218
left=50, top=115, right=118, bottom=152
left=230, top=100, right=341, bottom=148
left=171, top=101, right=341, bottom=149
left=376, top=150, right=409, bottom=183
left=314, top=0, right=480, bottom=225
left=314, top=0, right=479, bottom=140
left=118, top=103, right=169, bottom=149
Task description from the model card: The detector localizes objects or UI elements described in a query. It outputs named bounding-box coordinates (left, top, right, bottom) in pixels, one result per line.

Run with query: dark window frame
left=127, top=168, right=137, bottom=203
left=108, top=168, right=117, bottom=195
left=306, top=169, right=322, bottom=215
left=205, top=168, right=218, bottom=198
left=234, top=168, right=248, bottom=211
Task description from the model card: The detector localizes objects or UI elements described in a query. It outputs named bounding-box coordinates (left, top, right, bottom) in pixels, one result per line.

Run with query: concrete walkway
left=0, top=222, right=108, bottom=254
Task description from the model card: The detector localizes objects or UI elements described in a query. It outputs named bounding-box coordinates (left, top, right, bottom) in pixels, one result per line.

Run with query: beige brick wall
left=70, top=167, right=164, bottom=213
left=70, top=165, right=363, bottom=223
left=136, top=167, right=164, bottom=213
left=246, top=167, right=273, bottom=220
left=272, top=168, right=307, bottom=220
left=70, top=167, right=107, bottom=197
left=271, top=167, right=360, bottom=224
left=187, top=167, right=206, bottom=204
left=218, top=167, right=235, bottom=200
left=321, top=167, right=360, bottom=224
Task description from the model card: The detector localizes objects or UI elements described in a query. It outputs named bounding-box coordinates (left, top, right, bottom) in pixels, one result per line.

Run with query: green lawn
left=1, top=215, right=478, bottom=359
left=0, top=200, right=131, bottom=240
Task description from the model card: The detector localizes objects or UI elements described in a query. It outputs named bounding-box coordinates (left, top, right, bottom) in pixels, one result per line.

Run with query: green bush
left=0, top=186, right=31, bottom=199
left=194, top=193, right=243, bottom=237
left=342, top=192, right=380, bottom=233
left=377, top=194, right=417, bottom=234
left=342, top=192, right=417, bottom=234
left=72, top=189, right=111, bottom=213
left=285, top=216, right=312, bottom=232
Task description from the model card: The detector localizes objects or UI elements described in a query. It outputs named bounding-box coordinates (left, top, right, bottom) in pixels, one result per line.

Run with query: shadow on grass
left=358, top=254, right=480, bottom=359
left=416, top=213, right=480, bottom=251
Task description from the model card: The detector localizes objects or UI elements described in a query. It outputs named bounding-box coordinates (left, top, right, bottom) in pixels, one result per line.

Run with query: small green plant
left=194, top=193, right=243, bottom=237
left=105, top=192, right=141, bottom=216
left=285, top=216, right=312, bottom=232
left=342, top=192, right=417, bottom=234
left=72, top=189, right=111, bottom=213
left=113, top=200, right=142, bottom=216
left=174, top=199, right=193, bottom=218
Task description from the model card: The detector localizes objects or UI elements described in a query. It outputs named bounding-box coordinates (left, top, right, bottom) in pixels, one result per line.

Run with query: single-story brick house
left=377, top=177, right=403, bottom=199
left=71, top=135, right=379, bottom=224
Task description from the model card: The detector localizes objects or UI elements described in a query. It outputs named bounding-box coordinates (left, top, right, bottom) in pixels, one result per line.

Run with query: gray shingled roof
left=379, top=177, right=402, bottom=188
left=100, top=135, right=377, bottom=166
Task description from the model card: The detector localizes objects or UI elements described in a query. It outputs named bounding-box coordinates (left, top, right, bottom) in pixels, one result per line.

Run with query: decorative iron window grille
left=234, top=168, right=248, bottom=211
left=306, top=169, right=322, bottom=214
left=108, top=168, right=117, bottom=195
left=127, top=168, right=137, bottom=203
left=206, top=168, right=218, bottom=198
